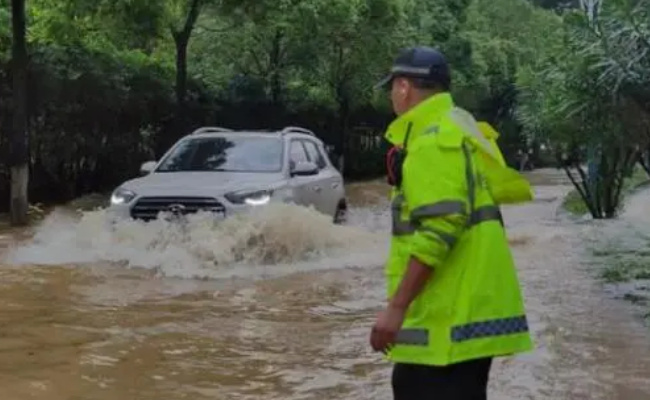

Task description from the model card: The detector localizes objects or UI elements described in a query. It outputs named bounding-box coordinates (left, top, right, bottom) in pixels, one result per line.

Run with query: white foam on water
left=4, top=203, right=390, bottom=280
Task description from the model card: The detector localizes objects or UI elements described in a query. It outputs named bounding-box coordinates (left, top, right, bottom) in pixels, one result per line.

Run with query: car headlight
left=110, top=188, right=137, bottom=205
left=225, top=189, right=273, bottom=206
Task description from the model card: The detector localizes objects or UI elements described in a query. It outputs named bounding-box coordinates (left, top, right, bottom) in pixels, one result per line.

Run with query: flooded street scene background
left=1, top=169, right=650, bottom=400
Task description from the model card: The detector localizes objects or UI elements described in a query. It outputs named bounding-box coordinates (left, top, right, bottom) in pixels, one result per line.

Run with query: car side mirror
left=140, top=161, right=157, bottom=175
left=290, top=161, right=319, bottom=177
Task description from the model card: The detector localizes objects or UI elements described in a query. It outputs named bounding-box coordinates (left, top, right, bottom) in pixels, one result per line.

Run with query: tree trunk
left=174, top=34, right=190, bottom=125
left=269, top=28, right=284, bottom=105
left=562, top=164, right=599, bottom=218
left=9, top=0, right=29, bottom=226
left=638, top=149, right=650, bottom=176
left=171, top=0, right=203, bottom=138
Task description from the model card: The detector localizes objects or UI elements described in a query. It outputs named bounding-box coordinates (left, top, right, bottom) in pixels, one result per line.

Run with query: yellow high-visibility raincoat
left=385, top=92, right=534, bottom=366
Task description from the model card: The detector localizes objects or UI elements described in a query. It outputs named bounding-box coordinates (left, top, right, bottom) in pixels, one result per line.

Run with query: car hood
left=120, top=171, right=285, bottom=197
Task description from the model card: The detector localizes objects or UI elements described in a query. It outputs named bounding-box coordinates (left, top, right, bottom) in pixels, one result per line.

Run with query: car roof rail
left=281, top=126, right=316, bottom=137
left=191, top=126, right=234, bottom=135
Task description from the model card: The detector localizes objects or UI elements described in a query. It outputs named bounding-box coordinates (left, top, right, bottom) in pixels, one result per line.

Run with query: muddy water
left=1, top=169, right=650, bottom=400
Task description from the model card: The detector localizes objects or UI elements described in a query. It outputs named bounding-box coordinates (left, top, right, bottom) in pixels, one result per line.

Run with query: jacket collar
left=384, top=92, right=455, bottom=147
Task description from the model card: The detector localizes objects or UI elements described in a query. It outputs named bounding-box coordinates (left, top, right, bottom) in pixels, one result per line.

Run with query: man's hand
left=370, top=257, right=433, bottom=354
left=369, top=304, right=407, bottom=353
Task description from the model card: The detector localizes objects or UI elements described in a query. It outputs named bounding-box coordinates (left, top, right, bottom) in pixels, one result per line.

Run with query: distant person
left=369, top=46, right=533, bottom=400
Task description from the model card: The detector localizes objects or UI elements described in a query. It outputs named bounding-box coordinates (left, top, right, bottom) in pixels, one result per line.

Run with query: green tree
left=2, top=0, right=605, bottom=210
left=516, top=0, right=650, bottom=218
left=458, top=0, right=563, bottom=163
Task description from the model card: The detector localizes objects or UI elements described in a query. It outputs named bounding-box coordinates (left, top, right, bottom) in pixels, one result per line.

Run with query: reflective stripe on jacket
left=384, top=93, right=534, bottom=366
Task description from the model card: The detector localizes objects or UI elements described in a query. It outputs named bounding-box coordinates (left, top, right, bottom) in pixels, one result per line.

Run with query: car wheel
left=333, top=200, right=347, bottom=224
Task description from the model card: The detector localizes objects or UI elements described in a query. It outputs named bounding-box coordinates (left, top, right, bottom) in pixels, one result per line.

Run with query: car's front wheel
left=333, top=200, right=347, bottom=224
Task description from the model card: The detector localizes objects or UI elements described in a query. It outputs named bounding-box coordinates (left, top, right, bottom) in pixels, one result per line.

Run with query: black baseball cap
left=375, top=46, right=451, bottom=90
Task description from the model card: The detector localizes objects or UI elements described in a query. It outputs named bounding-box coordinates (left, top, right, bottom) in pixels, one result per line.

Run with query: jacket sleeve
left=402, top=140, right=469, bottom=269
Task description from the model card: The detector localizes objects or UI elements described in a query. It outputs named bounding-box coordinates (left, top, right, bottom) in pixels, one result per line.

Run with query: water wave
left=5, top=203, right=389, bottom=279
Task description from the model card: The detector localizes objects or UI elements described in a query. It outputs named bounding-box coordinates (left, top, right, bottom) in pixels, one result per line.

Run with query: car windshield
left=156, top=135, right=283, bottom=173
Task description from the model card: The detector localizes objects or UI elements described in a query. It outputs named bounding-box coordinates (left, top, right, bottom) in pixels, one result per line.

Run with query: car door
left=302, top=139, right=338, bottom=216
left=288, top=139, right=315, bottom=208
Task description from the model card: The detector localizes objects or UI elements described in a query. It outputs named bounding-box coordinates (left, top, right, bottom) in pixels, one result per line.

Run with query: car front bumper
left=105, top=199, right=257, bottom=224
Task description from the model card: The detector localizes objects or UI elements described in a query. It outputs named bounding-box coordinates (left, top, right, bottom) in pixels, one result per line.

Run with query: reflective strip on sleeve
left=391, top=195, right=459, bottom=247
left=410, top=201, right=466, bottom=221
left=451, top=315, right=529, bottom=342
left=468, top=205, right=503, bottom=227
left=393, top=199, right=502, bottom=236
left=393, top=221, right=416, bottom=236
left=418, top=226, right=457, bottom=248
left=392, top=194, right=416, bottom=236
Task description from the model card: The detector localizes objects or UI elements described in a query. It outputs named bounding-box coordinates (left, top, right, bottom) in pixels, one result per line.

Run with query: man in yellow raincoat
left=369, top=46, right=534, bottom=400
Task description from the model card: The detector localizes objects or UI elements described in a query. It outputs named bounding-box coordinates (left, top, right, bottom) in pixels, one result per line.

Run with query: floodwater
left=1, top=169, right=650, bottom=400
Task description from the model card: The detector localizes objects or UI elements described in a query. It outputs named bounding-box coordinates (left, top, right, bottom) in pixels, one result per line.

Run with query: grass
left=592, top=245, right=650, bottom=325
left=575, top=167, right=650, bottom=323
left=561, top=167, right=650, bottom=216
left=599, top=259, right=650, bottom=283
left=592, top=248, right=650, bottom=258
left=561, top=189, right=590, bottom=216
left=593, top=243, right=650, bottom=281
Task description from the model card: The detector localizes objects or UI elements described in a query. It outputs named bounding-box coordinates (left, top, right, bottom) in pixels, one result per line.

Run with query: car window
left=302, top=140, right=327, bottom=169
left=156, top=136, right=283, bottom=173
left=289, top=140, right=309, bottom=169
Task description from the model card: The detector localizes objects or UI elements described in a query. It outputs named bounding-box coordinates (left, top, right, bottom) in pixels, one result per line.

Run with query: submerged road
left=0, top=169, right=649, bottom=399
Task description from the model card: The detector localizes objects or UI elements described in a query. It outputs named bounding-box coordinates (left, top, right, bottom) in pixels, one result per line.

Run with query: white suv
left=107, top=126, right=347, bottom=223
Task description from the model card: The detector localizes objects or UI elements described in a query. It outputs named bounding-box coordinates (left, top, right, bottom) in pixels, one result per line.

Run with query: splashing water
left=5, top=203, right=389, bottom=279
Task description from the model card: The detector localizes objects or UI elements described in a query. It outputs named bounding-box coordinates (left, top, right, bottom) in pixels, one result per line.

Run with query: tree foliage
left=4, top=0, right=631, bottom=214
left=516, top=0, right=650, bottom=218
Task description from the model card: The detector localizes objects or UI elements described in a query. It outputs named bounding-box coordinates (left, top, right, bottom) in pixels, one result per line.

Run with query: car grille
left=130, top=196, right=225, bottom=221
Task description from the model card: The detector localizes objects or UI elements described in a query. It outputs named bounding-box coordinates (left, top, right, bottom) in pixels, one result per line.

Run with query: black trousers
left=391, top=358, right=493, bottom=400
